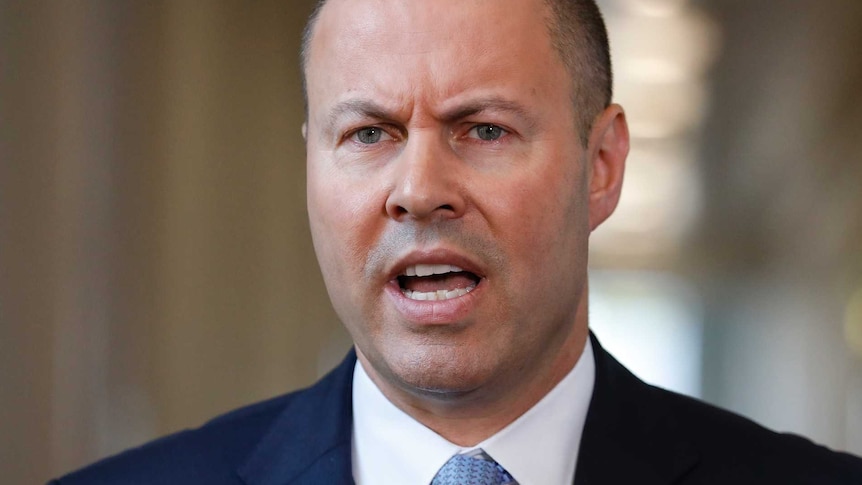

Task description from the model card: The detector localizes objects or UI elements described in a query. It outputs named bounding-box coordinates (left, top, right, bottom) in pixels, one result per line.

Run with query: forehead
left=305, top=0, right=569, bottom=120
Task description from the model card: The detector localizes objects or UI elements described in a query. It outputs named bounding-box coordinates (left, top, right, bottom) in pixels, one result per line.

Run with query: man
left=52, top=0, right=862, bottom=483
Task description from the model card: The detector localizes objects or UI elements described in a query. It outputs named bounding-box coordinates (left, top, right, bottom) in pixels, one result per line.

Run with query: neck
left=359, top=302, right=590, bottom=446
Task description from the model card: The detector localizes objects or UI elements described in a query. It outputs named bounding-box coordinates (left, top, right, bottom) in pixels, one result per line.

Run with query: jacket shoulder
left=50, top=391, right=300, bottom=485
left=583, top=334, right=862, bottom=484
left=651, top=384, right=862, bottom=483
left=51, top=351, right=356, bottom=485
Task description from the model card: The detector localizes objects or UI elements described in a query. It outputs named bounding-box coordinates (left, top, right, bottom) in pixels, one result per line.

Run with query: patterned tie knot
left=431, top=449, right=517, bottom=485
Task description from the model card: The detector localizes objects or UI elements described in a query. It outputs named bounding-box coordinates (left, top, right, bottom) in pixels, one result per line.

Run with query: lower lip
left=384, top=279, right=483, bottom=325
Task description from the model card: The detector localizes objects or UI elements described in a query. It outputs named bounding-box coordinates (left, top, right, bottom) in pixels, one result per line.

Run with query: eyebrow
left=322, top=95, right=537, bottom=134
left=439, top=96, right=536, bottom=127
left=327, top=99, right=392, bottom=123
left=323, top=99, right=395, bottom=136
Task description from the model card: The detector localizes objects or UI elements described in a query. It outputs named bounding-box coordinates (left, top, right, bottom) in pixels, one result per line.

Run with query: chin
left=386, top=345, right=499, bottom=397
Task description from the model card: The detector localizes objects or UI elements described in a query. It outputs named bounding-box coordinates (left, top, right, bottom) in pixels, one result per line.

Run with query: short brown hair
left=543, top=0, right=613, bottom=143
left=300, top=0, right=612, bottom=144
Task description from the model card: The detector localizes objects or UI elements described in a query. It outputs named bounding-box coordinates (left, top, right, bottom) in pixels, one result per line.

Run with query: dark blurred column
left=696, top=0, right=862, bottom=452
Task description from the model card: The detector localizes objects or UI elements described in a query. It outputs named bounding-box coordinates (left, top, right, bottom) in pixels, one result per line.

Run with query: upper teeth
left=403, top=264, right=464, bottom=277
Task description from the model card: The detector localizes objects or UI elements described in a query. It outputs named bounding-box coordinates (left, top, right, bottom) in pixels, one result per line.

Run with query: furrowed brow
left=319, top=97, right=537, bottom=136
left=441, top=97, right=537, bottom=127
left=324, top=99, right=394, bottom=132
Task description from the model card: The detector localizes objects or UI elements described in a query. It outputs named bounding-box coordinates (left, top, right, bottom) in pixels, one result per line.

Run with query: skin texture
left=304, top=0, right=629, bottom=445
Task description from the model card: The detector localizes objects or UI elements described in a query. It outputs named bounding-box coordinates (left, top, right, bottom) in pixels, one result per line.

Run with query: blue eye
left=355, top=127, right=383, bottom=144
left=471, top=124, right=506, bottom=141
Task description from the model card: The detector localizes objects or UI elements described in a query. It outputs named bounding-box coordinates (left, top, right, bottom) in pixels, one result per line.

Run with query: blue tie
left=430, top=449, right=518, bottom=485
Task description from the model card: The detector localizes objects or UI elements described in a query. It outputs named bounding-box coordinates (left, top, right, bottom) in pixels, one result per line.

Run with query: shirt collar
left=352, top=339, right=595, bottom=485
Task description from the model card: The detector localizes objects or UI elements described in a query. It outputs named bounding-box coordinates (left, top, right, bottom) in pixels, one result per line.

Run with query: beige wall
left=1, top=1, right=352, bottom=482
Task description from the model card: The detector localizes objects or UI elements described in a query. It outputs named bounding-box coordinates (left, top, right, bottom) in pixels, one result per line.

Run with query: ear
left=586, top=104, right=629, bottom=231
left=301, top=121, right=308, bottom=141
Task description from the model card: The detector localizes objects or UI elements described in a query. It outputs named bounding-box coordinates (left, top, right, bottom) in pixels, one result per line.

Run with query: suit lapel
left=237, top=349, right=357, bottom=485
left=574, top=333, right=699, bottom=485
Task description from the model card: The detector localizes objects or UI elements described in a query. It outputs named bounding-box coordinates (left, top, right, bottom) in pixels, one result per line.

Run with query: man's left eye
left=468, top=124, right=507, bottom=141
left=352, top=127, right=391, bottom=144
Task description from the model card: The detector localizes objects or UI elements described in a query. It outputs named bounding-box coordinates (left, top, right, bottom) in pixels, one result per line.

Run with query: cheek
left=308, top=163, right=384, bottom=290
left=484, top=158, right=589, bottom=291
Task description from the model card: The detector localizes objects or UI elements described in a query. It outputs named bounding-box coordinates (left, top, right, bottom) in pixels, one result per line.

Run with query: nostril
left=388, top=203, right=456, bottom=220
left=385, top=186, right=464, bottom=220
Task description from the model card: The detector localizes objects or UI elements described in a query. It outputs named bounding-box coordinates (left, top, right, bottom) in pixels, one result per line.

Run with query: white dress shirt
left=352, top=339, right=595, bottom=485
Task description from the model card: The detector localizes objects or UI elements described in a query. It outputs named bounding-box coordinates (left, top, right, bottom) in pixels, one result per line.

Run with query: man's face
left=305, top=0, right=616, bottom=403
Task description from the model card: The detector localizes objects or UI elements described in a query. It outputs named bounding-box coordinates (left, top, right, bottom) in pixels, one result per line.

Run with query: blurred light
left=616, top=81, right=708, bottom=139
left=617, top=58, right=692, bottom=84
left=609, top=11, right=721, bottom=81
left=589, top=270, right=703, bottom=397
left=590, top=142, right=702, bottom=259
left=614, top=0, right=690, bottom=17
left=607, top=7, right=720, bottom=140
left=591, top=1, right=720, bottom=265
left=845, top=286, right=862, bottom=358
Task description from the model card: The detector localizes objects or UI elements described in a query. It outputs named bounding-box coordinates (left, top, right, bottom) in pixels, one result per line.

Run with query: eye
left=468, top=124, right=507, bottom=141
left=352, top=127, right=391, bottom=144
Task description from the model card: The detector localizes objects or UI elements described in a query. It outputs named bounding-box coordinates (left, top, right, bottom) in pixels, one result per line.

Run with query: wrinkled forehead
left=303, top=0, right=563, bottom=117
left=308, top=0, right=552, bottom=51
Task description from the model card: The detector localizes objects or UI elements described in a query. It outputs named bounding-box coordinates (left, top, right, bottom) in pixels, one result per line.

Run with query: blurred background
left=2, top=0, right=861, bottom=482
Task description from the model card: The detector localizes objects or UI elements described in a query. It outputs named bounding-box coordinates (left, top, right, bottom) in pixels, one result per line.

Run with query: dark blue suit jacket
left=52, top=334, right=862, bottom=484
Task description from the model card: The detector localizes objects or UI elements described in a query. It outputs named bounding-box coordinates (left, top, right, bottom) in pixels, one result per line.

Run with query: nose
left=384, top=134, right=466, bottom=222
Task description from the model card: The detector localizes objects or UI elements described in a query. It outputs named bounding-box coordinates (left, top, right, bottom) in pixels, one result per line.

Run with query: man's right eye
left=353, top=127, right=389, bottom=144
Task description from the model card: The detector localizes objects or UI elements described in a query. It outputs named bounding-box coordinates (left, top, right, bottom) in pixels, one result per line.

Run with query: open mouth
left=396, top=264, right=481, bottom=301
